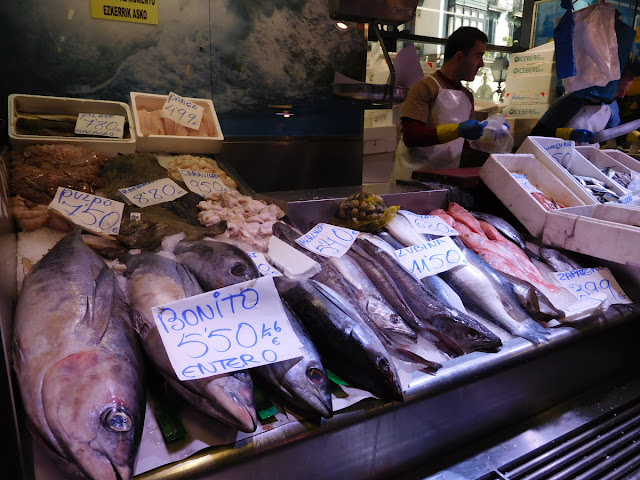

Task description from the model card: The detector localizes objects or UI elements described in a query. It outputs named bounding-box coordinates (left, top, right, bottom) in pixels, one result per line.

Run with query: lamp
left=491, top=55, right=509, bottom=102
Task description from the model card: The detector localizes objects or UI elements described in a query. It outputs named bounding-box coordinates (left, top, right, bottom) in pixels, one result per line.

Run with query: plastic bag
left=468, top=115, right=514, bottom=154
left=562, top=2, right=620, bottom=94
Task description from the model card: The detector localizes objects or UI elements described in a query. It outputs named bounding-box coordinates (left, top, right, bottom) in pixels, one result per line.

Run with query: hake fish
left=124, top=252, right=258, bottom=433
left=275, top=276, right=404, bottom=402
left=253, top=305, right=333, bottom=418
left=12, top=229, right=146, bottom=480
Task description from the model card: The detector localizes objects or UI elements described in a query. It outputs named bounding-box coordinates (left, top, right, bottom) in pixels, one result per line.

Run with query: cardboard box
left=363, top=137, right=397, bottom=155
left=509, top=62, right=555, bottom=77
left=364, top=109, right=394, bottom=127
left=517, top=136, right=621, bottom=205
left=505, top=90, right=556, bottom=104
left=542, top=204, right=640, bottom=265
left=363, top=125, right=397, bottom=141
left=8, top=94, right=137, bottom=157
left=510, top=47, right=555, bottom=66
left=479, top=153, right=585, bottom=237
left=130, top=92, right=224, bottom=154
left=503, top=103, right=550, bottom=119
left=505, top=75, right=557, bottom=96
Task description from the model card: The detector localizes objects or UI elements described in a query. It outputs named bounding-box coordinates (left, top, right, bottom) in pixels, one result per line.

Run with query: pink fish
left=447, top=202, right=485, bottom=235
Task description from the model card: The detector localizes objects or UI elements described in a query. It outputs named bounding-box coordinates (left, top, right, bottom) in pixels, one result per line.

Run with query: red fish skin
left=453, top=222, right=474, bottom=235
left=479, top=221, right=508, bottom=242
left=447, top=202, right=485, bottom=235
left=429, top=209, right=456, bottom=226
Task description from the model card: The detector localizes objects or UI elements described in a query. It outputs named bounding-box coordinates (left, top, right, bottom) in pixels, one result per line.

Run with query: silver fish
left=275, top=276, right=404, bottom=402
left=174, top=239, right=259, bottom=290
left=13, top=229, right=145, bottom=480
left=124, top=252, right=258, bottom=433
left=468, top=211, right=526, bottom=250
left=539, top=247, right=583, bottom=272
left=253, top=305, right=333, bottom=418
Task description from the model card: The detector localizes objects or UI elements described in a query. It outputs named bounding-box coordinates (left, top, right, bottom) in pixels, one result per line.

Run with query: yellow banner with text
left=91, top=0, right=158, bottom=25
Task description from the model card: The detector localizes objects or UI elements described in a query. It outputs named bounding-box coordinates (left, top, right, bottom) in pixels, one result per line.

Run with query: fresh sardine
left=13, top=230, right=146, bottom=480
left=124, top=252, right=258, bottom=433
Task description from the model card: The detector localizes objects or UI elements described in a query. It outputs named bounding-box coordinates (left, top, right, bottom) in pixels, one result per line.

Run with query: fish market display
left=158, top=154, right=238, bottom=188
left=137, top=106, right=218, bottom=137
left=15, top=111, right=131, bottom=138
left=600, top=167, right=635, bottom=190
left=539, top=247, right=584, bottom=272
left=275, top=276, right=404, bottom=401
left=198, top=191, right=285, bottom=252
left=333, top=191, right=399, bottom=232
left=124, top=252, right=258, bottom=433
left=531, top=191, right=565, bottom=210
left=12, top=230, right=146, bottom=480
left=573, top=175, right=621, bottom=204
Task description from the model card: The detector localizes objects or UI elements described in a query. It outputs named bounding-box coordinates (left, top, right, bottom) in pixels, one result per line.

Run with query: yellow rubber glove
left=556, top=128, right=574, bottom=140
left=436, top=124, right=460, bottom=143
left=627, top=130, right=640, bottom=144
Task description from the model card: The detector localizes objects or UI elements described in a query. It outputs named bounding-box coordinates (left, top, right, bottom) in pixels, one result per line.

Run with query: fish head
left=42, top=350, right=145, bottom=480
left=383, top=313, right=418, bottom=345
left=369, top=351, right=404, bottom=402
left=203, top=371, right=258, bottom=433
left=431, top=314, right=502, bottom=353
left=282, top=357, right=333, bottom=419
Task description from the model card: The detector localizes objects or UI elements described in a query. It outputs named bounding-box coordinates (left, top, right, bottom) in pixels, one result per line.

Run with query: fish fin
left=391, top=346, right=442, bottom=372
left=88, top=266, right=116, bottom=342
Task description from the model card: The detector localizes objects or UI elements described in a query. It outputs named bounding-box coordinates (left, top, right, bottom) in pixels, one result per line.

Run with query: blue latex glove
left=459, top=120, right=488, bottom=140
left=569, top=128, right=595, bottom=143
left=503, top=122, right=511, bottom=131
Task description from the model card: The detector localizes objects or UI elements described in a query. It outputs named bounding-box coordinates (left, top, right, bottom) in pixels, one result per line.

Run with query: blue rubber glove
left=569, top=128, right=594, bottom=143
left=503, top=122, right=511, bottom=131
left=459, top=120, right=488, bottom=140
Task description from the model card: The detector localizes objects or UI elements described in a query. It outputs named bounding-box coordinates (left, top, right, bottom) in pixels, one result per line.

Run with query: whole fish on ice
left=124, top=252, right=258, bottom=433
left=12, top=229, right=146, bottom=480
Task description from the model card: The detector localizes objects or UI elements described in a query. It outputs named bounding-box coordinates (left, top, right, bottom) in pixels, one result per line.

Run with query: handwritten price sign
left=296, top=223, right=360, bottom=258
left=398, top=210, right=459, bottom=236
left=544, top=140, right=574, bottom=168
left=74, top=113, right=125, bottom=138
left=49, top=187, right=124, bottom=235
left=552, top=267, right=631, bottom=305
left=119, top=178, right=188, bottom=207
left=151, top=276, right=302, bottom=381
left=179, top=169, right=235, bottom=197
left=392, top=236, right=467, bottom=279
left=247, top=252, right=282, bottom=277
left=512, top=173, right=543, bottom=194
left=161, top=92, right=204, bottom=130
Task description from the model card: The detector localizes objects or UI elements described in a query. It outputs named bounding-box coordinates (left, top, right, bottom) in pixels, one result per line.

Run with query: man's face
left=460, top=40, right=486, bottom=82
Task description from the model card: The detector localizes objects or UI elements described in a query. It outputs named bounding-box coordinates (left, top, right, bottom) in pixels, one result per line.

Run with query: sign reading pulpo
left=161, top=92, right=204, bottom=130
left=151, top=276, right=303, bottom=381
left=49, top=187, right=124, bottom=235
left=296, top=223, right=360, bottom=258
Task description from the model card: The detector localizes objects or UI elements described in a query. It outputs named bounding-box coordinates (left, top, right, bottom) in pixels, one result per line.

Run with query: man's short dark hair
left=443, top=27, right=488, bottom=63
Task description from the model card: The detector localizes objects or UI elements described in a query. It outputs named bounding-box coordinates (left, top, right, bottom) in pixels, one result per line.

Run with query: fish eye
left=306, top=367, right=326, bottom=384
left=391, top=316, right=401, bottom=324
left=377, top=357, right=391, bottom=372
left=231, top=263, right=248, bottom=277
left=101, top=407, right=133, bottom=433
left=466, top=329, right=480, bottom=341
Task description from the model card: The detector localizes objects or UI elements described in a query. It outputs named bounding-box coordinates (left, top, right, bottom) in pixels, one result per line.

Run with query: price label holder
left=247, top=252, right=282, bottom=277
left=398, top=209, right=459, bottom=236
left=543, top=140, right=575, bottom=169
left=151, top=276, right=303, bottom=381
left=296, top=223, right=360, bottom=258
left=74, top=113, right=125, bottom=138
left=551, top=267, right=632, bottom=305
left=49, top=187, right=124, bottom=235
left=391, top=236, right=467, bottom=279
left=119, top=178, right=188, bottom=207
left=179, top=169, right=235, bottom=197
left=512, top=173, right=543, bottom=194
left=161, top=92, right=204, bottom=130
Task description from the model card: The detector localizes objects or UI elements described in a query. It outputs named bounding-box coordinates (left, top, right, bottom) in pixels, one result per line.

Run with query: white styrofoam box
left=575, top=146, right=634, bottom=177
left=509, top=62, right=555, bottom=77
left=363, top=151, right=394, bottom=184
left=363, top=125, right=397, bottom=141
left=364, top=109, right=394, bottom=127
left=510, top=46, right=555, bottom=66
left=517, top=137, right=608, bottom=205
left=8, top=94, right=137, bottom=157
left=505, top=75, right=557, bottom=96
left=364, top=137, right=397, bottom=155
left=505, top=90, right=556, bottom=105
left=479, top=153, right=585, bottom=237
left=601, top=149, right=640, bottom=174
left=503, top=103, right=550, bottom=119
left=130, top=92, right=223, bottom=154
left=542, top=204, right=640, bottom=265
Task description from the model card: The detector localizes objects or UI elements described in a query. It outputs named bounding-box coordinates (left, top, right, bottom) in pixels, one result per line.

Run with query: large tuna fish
left=12, top=229, right=146, bottom=480
left=124, top=252, right=258, bottom=433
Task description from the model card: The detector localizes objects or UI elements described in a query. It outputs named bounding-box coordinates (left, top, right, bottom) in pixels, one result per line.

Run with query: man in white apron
left=389, top=26, right=489, bottom=183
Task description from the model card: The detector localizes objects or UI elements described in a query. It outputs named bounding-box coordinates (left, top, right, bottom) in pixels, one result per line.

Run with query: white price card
left=391, top=236, right=467, bottom=279
left=296, top=223, right=360, bottom=258
left=247, top=252, right=282, bottom=277
left=511, top=173, right=543, bottom=194
left=161, top=92, right=204, bottom=130
left=551, top=267, right=632, bottom=305
left=398, top=209, right=459, bottom=236
left=543, top=140, right=575, bottom=169
left=151, top=276, right=303, bottom=381
left=74, top=113, right=125, bottom=138
left=179, top=169, right=234, bottom=197
left=49, top=187, right=124, bottom=235
left=119, top=178, right=188, bottom=207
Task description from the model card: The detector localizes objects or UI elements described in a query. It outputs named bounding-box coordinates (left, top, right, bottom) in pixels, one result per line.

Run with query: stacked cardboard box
left=503, top=43, right=557, bottom=147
